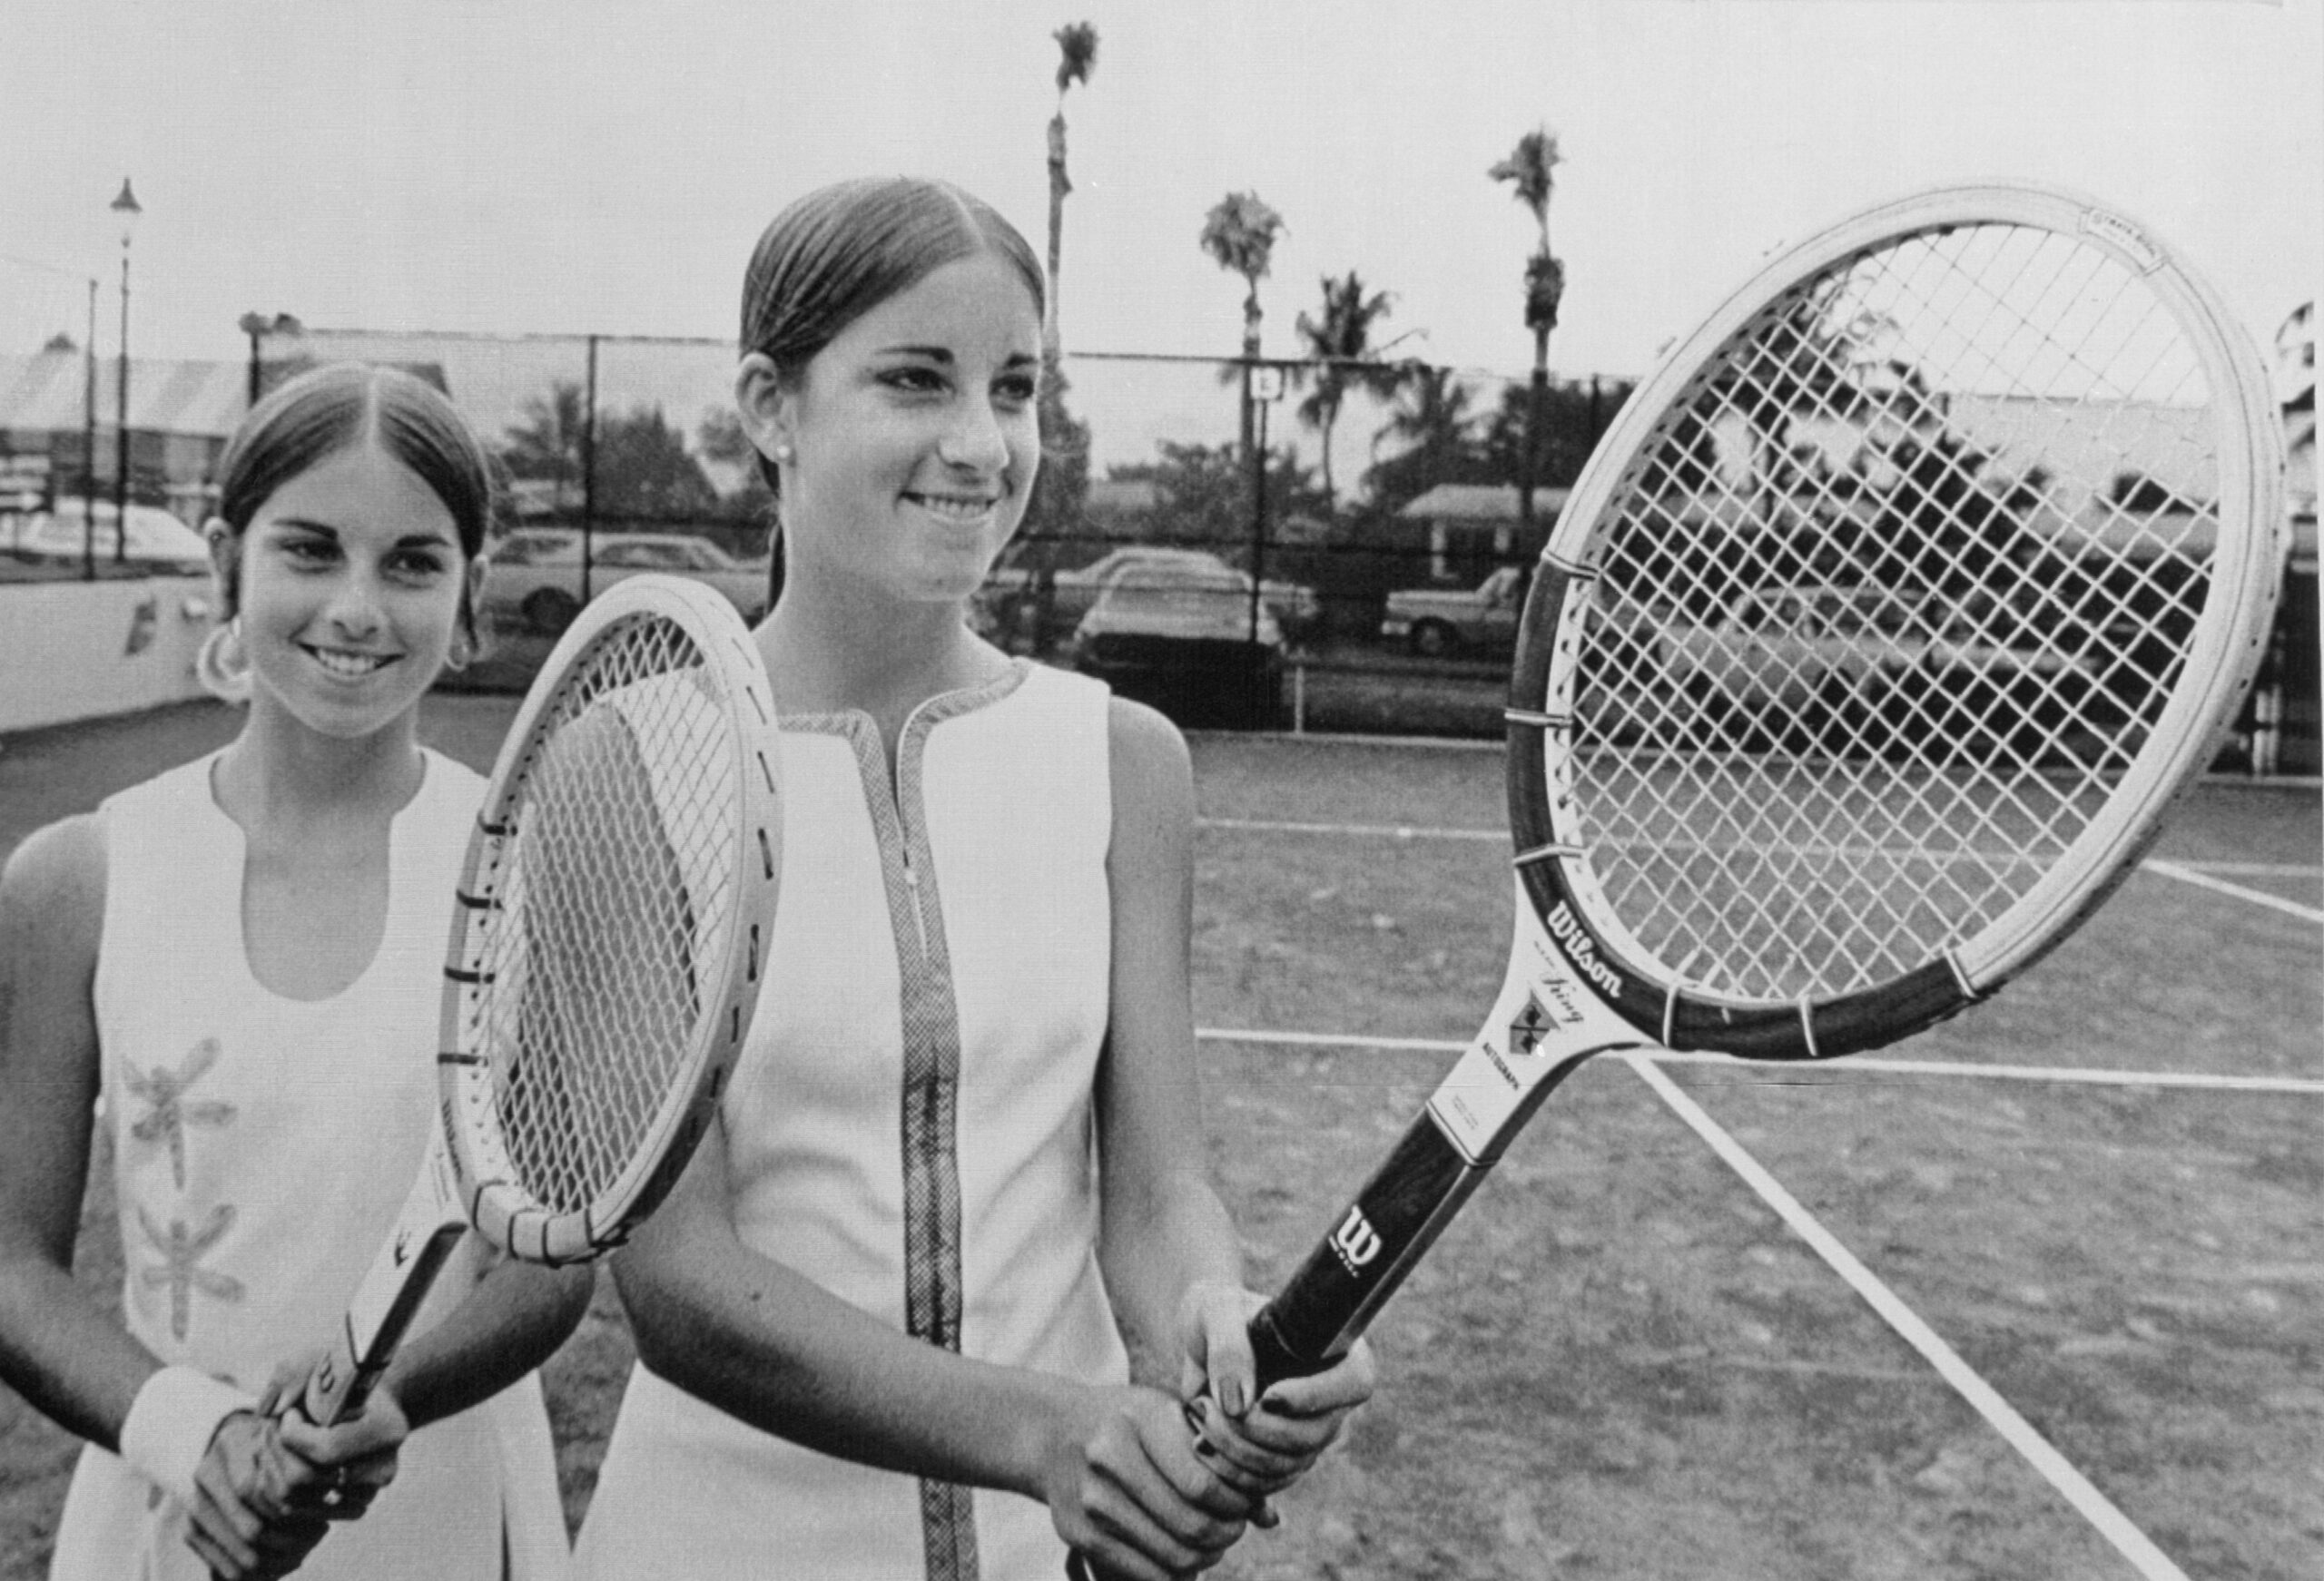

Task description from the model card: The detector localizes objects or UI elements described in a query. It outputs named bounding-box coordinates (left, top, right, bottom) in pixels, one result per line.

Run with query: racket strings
left=1556, top=221, right=2221, bottom=1001
left=469, top=615, right=741, bottom=1220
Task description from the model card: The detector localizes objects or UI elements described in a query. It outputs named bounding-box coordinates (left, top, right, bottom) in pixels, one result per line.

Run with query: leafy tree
left=690, top=406, right=777, bottom=557
left=500, top=383, right=717, bottom=528
left=1480, top=375, right=1631, bottom=496
left=1044, top=22, right=1098, bottom=359
left=595, top=404, right=720, bottom=524
left=1199, top=191, right=1285, bottom=455
left=1490, top=126, right=1565, bottom=530
left=1136, top=439, right=1328, bottom=554
left=1013, top=367, right=1093, bottom=571
left=1293, top=272, right=1404, bottom=510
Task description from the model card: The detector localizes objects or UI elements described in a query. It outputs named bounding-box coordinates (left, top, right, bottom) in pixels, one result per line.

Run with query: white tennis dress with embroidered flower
left=51, top=749, right=566, bottom=1581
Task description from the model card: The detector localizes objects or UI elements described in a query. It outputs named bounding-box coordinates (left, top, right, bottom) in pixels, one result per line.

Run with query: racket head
left=1508, top=182, right=2287, bottom=1061
left=438, top=574, right=781, bottom=1262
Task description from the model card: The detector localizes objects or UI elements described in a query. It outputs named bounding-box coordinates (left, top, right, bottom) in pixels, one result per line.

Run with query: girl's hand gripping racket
left=299, top=574, right=782, bottom=1428
left=1243, top=183, right=2287, bottom=1395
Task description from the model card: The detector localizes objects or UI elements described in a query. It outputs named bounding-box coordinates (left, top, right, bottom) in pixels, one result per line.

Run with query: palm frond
left=1489, top=125, right=1562, bottom=235
left=1198, top=191, right=1286, bottom=284
left=1054, top=23, right=1098, bottom=93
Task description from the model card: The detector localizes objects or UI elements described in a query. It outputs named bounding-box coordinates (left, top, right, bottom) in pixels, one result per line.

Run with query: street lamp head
left=110, top=178, right=142, bottom=244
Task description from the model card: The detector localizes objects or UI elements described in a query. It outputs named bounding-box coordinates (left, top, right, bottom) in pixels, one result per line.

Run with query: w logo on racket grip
left=1330, top=1207, right=1384, bottom=1276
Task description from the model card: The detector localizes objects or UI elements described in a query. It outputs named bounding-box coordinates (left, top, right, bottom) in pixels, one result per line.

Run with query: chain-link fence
left=8, top=319, right=2303, bottom=766
left=241, top=323, right=1648, bottom=735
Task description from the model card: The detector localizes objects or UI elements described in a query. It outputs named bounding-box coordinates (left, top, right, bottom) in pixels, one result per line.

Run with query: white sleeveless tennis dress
left=50, top=749, right=569, bottom=1581
left=575, top=662, right=1128, bottom=1581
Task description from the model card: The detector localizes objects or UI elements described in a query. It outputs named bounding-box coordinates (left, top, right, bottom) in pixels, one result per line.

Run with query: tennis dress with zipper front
left=575, top=661, right=1128, bottom=1581
left=49, top=749, right=569, bottom=1581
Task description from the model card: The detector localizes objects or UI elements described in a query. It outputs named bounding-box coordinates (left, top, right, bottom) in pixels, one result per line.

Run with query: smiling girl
left=0, top=363, right=588, bottom=1581
left=571, top=177, right=1374, bottom=1581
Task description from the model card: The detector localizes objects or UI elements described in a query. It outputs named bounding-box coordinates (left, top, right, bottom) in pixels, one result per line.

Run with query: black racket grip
left=1246, top=1108, right=1481, bottom=1390
left=1064, top=1115, right=1481, bottom=1581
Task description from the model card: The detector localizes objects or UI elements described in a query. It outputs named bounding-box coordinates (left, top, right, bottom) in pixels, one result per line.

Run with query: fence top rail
left=270, top=327, right=1602, bottom=387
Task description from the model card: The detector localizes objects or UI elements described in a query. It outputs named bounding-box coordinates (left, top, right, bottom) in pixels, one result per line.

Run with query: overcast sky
left=4, top=0, right=2317, bottom=468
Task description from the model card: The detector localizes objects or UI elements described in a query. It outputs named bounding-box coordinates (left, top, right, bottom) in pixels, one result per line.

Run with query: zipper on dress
left=900, top=854, right=931, bottom=958
left=891, top=699, right=938, bottom=961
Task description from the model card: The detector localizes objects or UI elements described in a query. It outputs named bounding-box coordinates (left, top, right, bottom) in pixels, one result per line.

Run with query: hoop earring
left=197, top=618, right=251, bottom=705
left=445, top=632, right=473, bottom=673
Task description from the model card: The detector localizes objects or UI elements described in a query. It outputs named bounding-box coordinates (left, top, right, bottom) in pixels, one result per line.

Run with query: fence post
left=581, top=335, right=600, bottom=605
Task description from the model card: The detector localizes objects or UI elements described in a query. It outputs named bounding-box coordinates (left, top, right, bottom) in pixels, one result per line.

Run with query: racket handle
left=1064, top=1116, right=1485, bottom=1581
left=301, top=1219, right=467, bottom=1426
left=1246, top=1107, right=1483, bottom=1389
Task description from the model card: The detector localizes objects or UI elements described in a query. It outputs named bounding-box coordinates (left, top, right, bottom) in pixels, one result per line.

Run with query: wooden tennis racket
left=1070, top=187, right=2285, bottom=1581
left=300, top=574, right=782, bottom=1427
left=1246, top=180, right=2285, bottom=1386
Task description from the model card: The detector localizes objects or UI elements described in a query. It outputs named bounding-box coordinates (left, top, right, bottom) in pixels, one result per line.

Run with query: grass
left=0, top=699, right=2316, bottom=1578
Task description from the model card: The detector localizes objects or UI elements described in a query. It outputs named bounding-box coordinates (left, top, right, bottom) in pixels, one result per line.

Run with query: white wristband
left=119, top=1366, right=260, bottom=1508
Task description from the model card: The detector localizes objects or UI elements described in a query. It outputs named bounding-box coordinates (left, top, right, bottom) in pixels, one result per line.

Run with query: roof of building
left=1086, top=476, right=1159, bottom=515
left=1397, top=483, right=1571, bottom=521
left=0, top=352, right=248, bottom=440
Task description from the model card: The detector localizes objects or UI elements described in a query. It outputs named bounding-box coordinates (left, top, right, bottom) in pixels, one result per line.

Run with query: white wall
left=0, top=579, right=215, bottom=735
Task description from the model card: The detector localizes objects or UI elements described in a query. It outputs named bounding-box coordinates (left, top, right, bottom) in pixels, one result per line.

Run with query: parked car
left=1061, top=558, right=1286, bottom=727
left=1661, top=584, right=1913, bottom=723
left=984, top=545, right=1315, bottom=652
left=1874, top=613, right=2114, bottom=761
left=1382, top=565, right=1528, bottom=658
left=1, top=501, right=211, bottom=574
left=1645, top=584, right=2105, bottom=759
left=483, top=529, right=771, bottom=633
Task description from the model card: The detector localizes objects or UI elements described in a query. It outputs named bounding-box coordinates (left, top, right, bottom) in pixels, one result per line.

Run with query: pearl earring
left=773, top=442, right=794, bottom=464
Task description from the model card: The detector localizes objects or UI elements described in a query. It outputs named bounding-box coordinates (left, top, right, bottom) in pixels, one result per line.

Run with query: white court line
left=1196, top=1028, right=2324, bottom=1096
left=2140, top=859, right=2324, bottom=925
left=1201, top=816, right=1504, bottom=841
left=1620, top=1052, right=2193, bottom=1581
left=1196, top=819, right=2323, bottom=911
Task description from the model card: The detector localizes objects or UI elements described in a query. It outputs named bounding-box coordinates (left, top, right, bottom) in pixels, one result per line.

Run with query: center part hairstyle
left=737, top=175, right=1048, bottom=496
left=212, top=360, right=497, bottom=635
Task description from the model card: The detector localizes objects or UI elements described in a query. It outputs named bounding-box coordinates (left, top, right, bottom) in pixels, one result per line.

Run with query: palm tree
left=1378, top=365, right=1477, bottom=466
left=1490, top=126, right=1564, bottom=532
left=1043, top=22, right=1098, bottom=359
left=1294, top=271, right=1400, bottom=509
left=1199, top=191, right=1285, bottom=455
left=502, top=382, right=590, bottom=514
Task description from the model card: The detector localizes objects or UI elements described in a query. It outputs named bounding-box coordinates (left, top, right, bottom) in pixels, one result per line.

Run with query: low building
left=0, top=351, right=247, bottom=525
left=1394, top=482, right=1569, bottom=584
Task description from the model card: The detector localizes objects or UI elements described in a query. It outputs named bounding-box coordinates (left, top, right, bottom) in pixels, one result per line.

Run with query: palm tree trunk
left=1520, top=324, right=1548, bottom=536
left=1319, top=404, right=1338, bottom=508
left=1045, top=112, right=1068, bottom=357
left=1240, top=290, right=1262, bottom=457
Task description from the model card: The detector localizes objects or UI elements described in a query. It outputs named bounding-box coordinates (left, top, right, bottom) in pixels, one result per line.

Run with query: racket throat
left=1427, top=900, right=1646, bottom=1165
left=312, top=1140, right=469, bottom=1425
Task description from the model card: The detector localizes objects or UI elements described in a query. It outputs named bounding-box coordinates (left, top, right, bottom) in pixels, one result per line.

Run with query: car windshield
left=496, top=535, right=575, bottom=564
left=1097, top=566, right=1247, bottom=605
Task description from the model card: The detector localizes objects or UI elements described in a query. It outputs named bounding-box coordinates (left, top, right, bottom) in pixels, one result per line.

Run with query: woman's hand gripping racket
left=296, top=574, right=782, bottom=1430
left=1234, top=184, right=2288, bottom=1399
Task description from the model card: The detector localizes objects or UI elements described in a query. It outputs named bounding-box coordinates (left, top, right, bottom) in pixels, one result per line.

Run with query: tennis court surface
left=2, top=695, right=2316, bottom=1580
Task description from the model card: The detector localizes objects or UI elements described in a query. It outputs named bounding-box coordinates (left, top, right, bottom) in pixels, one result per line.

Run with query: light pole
left=237, top=311, right=305, bottom=408
left=83, top=276, right=97, bottom=580
left=110, top=178, right=141, bottom=565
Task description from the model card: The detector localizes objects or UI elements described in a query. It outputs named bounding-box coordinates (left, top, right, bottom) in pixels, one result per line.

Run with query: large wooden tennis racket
left=298, top=574, right=782, bottom=1428
left=1078, top=191, right=2290, bottom=1568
